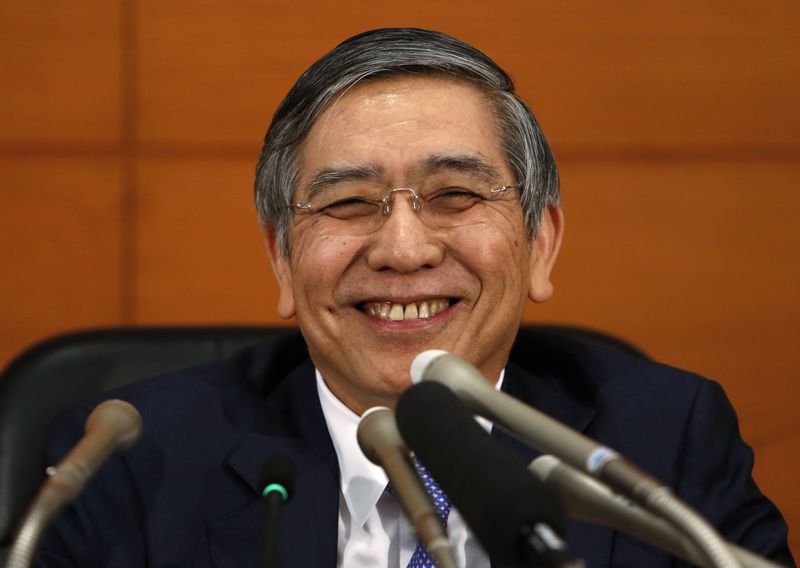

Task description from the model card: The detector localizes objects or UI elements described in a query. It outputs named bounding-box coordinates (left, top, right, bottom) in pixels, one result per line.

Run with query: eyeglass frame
left=286, top=183, right=522, bottom=222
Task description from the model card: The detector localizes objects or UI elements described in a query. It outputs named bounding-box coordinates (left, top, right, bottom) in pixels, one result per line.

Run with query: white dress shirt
left=316, top=370, right=501, bottom=568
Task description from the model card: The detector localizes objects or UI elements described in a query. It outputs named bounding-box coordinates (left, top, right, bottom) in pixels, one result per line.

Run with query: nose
left=365, top=192, right=444, bottom=273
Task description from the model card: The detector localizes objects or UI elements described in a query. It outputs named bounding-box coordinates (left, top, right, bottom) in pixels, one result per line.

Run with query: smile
left=362, top=299, right=452, bottom=321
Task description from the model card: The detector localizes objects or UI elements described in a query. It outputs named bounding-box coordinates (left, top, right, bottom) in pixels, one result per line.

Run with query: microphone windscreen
left=259, top=454, right=297, bottom=501
left=396, top=381, right=565, bottom=562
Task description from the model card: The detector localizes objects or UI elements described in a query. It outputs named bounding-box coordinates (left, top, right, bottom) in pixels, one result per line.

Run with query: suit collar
left=225, top=359, right=336, bottom=492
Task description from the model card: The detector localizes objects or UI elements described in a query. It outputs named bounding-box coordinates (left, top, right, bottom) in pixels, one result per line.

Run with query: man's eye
left=428, top=188, right=484, bottom=211
left=320, top=197, right=379, bottom=219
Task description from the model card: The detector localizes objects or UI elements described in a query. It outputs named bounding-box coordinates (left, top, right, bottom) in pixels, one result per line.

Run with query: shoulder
left=90, top=330, right=305, bottom=408
left=506, top=327, right=724, bottom=483
left=46, top=331, right=311, bottom=463
left=509, top=326, right=709, bottom=410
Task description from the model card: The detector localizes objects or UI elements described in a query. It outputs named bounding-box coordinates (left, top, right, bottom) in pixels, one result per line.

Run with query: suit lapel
left=207, top=360, right=340, bottom=568
left=495, top=361, right=596, bottom=461
left=489, top=362, right=614, bottom=568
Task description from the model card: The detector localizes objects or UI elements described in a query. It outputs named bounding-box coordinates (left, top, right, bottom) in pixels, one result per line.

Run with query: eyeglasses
left=288, top=181, right=520, bottom=235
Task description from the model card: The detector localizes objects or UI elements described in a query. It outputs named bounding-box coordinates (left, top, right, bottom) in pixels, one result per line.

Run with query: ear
left=528, top=205, right=565, bottom=304
left=264, top=227, right=296, bottom=319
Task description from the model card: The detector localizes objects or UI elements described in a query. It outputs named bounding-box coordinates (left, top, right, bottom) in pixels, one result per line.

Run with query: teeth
left=364, top=299, right=450, bottom=321
left=418, top=301, right=430, bottom=319
left=389, top=304, right=404, bottom=321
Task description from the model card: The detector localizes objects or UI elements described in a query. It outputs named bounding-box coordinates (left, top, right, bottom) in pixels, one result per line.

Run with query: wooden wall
left=1, top=1, right=797, bottom=557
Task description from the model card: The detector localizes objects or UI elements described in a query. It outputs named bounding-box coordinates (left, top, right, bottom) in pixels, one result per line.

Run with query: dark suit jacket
left=35, top=330, right=793, bottom=567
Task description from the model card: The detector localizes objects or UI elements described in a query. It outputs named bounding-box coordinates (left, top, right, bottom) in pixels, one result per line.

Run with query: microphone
left=395, top=381, right=584, bottom=568
left=8, top=399, right=143, bottom=568
left=529, top=456, right=782, bottom=568
left=411, top=350, right=742, bottom=568
left=259, top=454, right=296, bottom=568
left=357, top=407, right=458, bottom=568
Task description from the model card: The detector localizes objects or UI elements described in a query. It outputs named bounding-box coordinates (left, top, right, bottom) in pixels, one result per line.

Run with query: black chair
left=0, top=324, right=645, bottom=562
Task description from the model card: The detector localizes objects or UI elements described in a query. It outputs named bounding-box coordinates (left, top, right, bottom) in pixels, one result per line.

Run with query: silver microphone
left=8, top=399, right=143, bottom=568
left=530, top=456, right=780, bottom=568
left=356, top=407, right=457, bottom=568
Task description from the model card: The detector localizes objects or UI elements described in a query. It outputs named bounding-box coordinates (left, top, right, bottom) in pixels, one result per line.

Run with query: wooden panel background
left=1, top=0, right=797, bottom=557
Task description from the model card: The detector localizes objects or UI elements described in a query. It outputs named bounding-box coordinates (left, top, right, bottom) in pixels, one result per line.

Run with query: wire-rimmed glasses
left=287, top=181, right=520, bottom=235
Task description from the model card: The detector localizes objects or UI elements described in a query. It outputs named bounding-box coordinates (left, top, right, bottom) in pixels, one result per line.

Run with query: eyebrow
left=419, top=153, right=501, bottom=182
left=305, top=164, right=384, bottom=200
left=303, top=153, right=502, bottom=200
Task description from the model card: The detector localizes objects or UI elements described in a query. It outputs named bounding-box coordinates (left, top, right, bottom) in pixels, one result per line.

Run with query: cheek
left=481, top=239, right=529, bottom=281
left=290, top=231, right=363, bottom=295
left=448, top=223, right=531, bottom=298
left=451, top=218, right=528, bottom=267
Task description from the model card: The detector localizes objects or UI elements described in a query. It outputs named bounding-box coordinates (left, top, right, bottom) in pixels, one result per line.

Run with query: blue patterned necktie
left=407, top=457, right=451, bottom=568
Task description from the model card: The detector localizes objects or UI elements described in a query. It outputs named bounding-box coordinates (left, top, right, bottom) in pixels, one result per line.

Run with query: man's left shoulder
left=505, top=327, right=729, bottom=475
left=508, top=326, right=710, bottom=408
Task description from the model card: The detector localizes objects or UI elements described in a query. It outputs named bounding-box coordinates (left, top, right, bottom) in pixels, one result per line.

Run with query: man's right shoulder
left=99, top=329, right=309, bottom=408
left=45, top=330, right=312, bottom=459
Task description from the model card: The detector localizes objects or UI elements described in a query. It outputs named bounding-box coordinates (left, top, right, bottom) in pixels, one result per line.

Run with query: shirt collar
left=315, top=368, right=505, bottom=528
left=316, top=370, right=388, bottom=528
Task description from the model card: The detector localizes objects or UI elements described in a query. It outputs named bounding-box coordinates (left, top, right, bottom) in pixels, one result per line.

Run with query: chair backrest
left=0, top=324, right=645, bottom=554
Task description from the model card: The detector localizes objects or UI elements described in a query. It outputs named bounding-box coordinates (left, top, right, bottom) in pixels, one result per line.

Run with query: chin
left=372, top=375, right=414, bottom=404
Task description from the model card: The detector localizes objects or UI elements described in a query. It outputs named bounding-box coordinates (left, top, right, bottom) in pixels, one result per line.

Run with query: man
left=36, top=28, right=792, bottom=567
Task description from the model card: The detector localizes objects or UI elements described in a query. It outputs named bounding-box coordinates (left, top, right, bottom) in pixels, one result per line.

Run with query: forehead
left=297, top=75, right=510, bottom=187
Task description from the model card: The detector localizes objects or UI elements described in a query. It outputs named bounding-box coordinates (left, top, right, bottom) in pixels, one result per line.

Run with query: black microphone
left=8, top=399, right=142, bottom=568
left=357, top=407, right=458, bottom=568
left=259, top=454, right=296, bottom=568
left=395, top=381, right=584, bottom=568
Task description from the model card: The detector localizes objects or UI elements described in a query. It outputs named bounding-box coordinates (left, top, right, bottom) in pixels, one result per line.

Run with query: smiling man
left=35, top=28, right=793, bottom=568
left=265, top=73, right=561, bottom=415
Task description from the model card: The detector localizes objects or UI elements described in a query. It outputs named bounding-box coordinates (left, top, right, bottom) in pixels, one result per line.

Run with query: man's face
left=268, top=75, right=563, bottom=414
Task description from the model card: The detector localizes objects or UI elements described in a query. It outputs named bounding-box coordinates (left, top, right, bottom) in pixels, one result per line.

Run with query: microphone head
left=396, top=381, right=565, bottom=563
left=85, top=399, right=143, bottom=451
left=529, top=455, right=560, bottom=481
left=259, top=454, right=297, bottom=502
left=356, top=406, right=399, bottom=466
left=410, top=349, right=449, bottom=384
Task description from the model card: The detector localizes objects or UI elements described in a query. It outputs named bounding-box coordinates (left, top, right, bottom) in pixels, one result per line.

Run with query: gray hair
left=255, top=28, right=560, bottom=256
